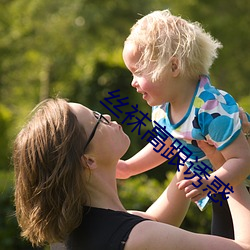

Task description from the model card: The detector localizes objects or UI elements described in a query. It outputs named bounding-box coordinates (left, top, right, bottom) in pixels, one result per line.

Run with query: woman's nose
left=103, top=114, right=112, bottom=122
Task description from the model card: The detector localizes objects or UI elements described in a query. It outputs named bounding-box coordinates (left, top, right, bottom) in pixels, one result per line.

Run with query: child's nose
left=131, top=77, right=138, bottom=88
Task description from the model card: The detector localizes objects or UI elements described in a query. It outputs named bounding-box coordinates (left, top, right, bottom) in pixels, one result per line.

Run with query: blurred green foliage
left=0, top=0, right=249, bottom=249
left=0, top=171, right=42, bottom=249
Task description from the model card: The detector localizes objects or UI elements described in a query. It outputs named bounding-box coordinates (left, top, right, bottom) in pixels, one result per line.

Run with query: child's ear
left=171, top=57, right=180, bottom=77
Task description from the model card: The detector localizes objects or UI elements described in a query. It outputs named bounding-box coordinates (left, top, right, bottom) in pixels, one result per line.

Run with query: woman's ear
left=170, top=57, right=180, bottom=77
left=82, top=155, right=97, bottom=169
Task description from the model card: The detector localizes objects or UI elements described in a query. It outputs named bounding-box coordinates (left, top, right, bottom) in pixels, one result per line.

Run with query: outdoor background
left=0, top=0, right=249, bottom=249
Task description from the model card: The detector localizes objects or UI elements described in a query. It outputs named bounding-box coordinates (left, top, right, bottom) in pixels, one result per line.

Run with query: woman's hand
left=239, top=107, right=250, bottom=141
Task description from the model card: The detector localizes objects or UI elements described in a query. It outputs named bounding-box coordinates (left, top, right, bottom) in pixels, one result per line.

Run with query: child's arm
left=211, top=131, right=250, bottom=186
left=197, top=141, right=225, bottom=170
left=208, top=109, right=250, bottom=190
left=198, top=109, right=250, bottom=171
left=116, top=138, right=173, bottom=179
left=181, top=132, right=250, bottom=201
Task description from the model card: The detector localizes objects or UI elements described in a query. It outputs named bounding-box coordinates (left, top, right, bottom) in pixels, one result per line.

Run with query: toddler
left=118, top=9, right=250, bottom=238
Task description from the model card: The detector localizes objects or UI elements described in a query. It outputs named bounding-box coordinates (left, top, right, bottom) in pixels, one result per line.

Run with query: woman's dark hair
left=13, top=98, right=88, bottom=246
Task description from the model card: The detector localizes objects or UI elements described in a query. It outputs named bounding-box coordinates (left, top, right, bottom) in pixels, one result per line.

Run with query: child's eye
left=133, top=71, right=142, bottom=77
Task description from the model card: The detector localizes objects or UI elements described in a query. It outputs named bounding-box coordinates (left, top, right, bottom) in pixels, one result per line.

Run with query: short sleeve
left=197, top=89, right=241, bottom=150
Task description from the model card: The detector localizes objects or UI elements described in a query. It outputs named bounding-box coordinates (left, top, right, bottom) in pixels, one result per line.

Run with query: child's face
left=123, top=43, right=173, bottom=106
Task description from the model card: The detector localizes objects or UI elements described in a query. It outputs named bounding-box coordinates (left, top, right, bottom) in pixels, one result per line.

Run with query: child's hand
left=177, top=177, right=210, bottom=202
left=116, top=160, right=131, bottom=179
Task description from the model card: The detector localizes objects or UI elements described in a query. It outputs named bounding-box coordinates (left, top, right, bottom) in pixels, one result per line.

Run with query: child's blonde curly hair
left=125, top=9, right=222, bottom=81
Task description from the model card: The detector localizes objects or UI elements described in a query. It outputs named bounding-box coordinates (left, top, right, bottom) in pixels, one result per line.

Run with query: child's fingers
left=177, top=176, right=202, bottom=190
left=185, top=188, right=208, bottom=201
left=192, top=193, right=207, bottom=202
left=185, top=188, right=200, bottom=199
left=176, top=179, right=193, bottom=190
left=184, top=183, right=196, bottom=194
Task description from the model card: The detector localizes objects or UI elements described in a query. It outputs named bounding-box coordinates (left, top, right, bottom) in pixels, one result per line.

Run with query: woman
left=13, top=98, right=250, bottom=249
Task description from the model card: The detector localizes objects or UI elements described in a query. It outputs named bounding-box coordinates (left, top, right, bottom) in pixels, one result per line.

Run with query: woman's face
left=68, top=103, right=130, bottom=161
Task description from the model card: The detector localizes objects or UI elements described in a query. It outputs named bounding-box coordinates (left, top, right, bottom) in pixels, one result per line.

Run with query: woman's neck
left=84, top=165, right=126, bottom=212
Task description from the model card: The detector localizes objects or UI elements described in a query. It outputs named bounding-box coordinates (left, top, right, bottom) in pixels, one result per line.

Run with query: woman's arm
left=228, top=183, right=250, bottom=243
left=239, top=108, right=250, bottom=139
left=125, top=183, right=250, bottom=250
left=145, top=167, right=190, bottom=227
left=129, top=167, right=190, bottom=227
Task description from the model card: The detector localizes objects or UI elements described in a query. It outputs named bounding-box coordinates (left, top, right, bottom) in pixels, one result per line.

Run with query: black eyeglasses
left=84, top=111, right=110, bottom=151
